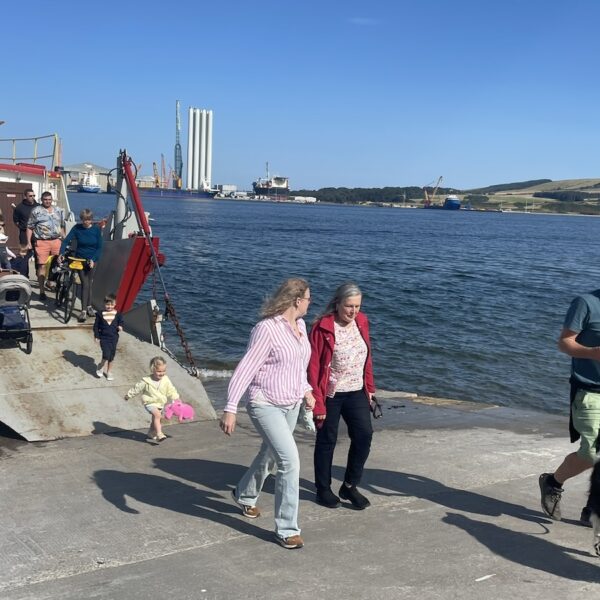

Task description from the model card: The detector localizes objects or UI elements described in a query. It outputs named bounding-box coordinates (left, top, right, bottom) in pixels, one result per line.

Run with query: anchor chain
left=120, top=154, right=200, bottom=378
left=162, top=295, right=200, bottom=377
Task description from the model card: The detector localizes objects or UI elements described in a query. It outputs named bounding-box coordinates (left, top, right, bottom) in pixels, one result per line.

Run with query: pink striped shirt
left=225, top=316, right=312, bottom=413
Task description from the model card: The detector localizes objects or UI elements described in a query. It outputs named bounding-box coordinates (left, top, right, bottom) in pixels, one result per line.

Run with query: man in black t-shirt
left=13, top=188, right=37, bottom=244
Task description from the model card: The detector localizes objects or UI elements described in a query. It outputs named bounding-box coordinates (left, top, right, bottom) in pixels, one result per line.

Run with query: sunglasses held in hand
left=370, top=395, right=383, bottom=419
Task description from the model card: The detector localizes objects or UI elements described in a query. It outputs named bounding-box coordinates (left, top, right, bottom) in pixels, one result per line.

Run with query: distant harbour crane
left=152, top=162, right=160, bottom=188
left=423, top=176, right=443, bottom=207
left=174, top=100, right=183, bottom=189
left=161, top=154, right=167, bottom=189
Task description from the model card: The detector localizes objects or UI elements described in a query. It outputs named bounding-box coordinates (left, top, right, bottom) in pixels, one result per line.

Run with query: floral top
left=327, top=320, right=368, bottom=396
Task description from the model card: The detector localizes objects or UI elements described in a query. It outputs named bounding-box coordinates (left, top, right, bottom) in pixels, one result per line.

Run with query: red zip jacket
left=307, top=312, right=375, bottom=417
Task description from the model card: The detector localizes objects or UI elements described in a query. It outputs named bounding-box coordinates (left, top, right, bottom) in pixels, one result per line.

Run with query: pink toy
left=164, top=400, right=195, bottom=422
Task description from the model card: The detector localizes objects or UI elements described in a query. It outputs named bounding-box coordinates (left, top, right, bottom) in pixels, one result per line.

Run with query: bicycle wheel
left=54, top=272, right=65, bottom=307
left=63, top=275, right=77, bottom=323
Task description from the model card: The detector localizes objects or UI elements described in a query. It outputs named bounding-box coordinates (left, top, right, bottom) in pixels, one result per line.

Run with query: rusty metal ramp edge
left=0, top=328, right=217, bottom=441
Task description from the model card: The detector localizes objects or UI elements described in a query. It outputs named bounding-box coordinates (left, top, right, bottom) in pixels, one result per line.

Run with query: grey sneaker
left=539, top=473, right=563, bottom=520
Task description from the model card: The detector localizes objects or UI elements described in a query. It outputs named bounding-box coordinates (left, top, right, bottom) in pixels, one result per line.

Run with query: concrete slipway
left=0, top=294, right=216, bottom=441
left=1, top=390, right=599, bottom=599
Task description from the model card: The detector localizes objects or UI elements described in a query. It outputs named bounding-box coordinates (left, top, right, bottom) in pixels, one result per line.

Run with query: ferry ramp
left=0, top=296, right=217, bottom=442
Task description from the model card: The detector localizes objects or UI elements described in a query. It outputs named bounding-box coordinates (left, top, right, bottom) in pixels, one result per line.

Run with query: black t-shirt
left=13, top=201, right=37, bottom=230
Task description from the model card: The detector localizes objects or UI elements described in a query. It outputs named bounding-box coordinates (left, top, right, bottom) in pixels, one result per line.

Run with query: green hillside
left=291, top=177, right=600, bottom=214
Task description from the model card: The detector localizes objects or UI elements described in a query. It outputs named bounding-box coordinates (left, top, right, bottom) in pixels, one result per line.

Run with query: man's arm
left=558, top=328, right=600, bottom=360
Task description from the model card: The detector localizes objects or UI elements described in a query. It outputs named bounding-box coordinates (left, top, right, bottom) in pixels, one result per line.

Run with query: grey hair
left=317, top=282, right=362, bottom=320
left=261, top=278, right=309, bottom=318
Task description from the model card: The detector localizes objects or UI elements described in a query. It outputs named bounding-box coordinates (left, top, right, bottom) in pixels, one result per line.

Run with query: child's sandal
left=156, top=433, right=167, bottom=442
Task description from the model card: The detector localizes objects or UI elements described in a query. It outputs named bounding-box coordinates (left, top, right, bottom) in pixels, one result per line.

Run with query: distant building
left=216, top=184, right=237, bottom=193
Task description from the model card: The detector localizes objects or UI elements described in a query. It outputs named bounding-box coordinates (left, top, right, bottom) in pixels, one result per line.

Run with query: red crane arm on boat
left=121, top=155, right=152, bottom=236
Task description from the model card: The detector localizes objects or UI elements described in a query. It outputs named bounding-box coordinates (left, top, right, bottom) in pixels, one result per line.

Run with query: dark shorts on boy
left=100, top=339, right=118, bottom=362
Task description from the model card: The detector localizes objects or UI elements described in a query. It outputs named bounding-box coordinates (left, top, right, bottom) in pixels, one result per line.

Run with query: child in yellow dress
left=124, top=356, right=179, bottom=441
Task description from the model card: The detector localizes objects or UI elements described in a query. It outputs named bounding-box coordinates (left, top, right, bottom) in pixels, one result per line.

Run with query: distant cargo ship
left=252, top=162, right=289, bottom=198
left=138, top=187, right=217, bottom=199
left=443, top=195, right=461, bottom=210
left=423, top=194, right=462, bottom=210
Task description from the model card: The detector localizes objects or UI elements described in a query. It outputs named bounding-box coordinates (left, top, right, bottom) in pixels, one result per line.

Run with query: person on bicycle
left=59, top=208, right=103, bottom=322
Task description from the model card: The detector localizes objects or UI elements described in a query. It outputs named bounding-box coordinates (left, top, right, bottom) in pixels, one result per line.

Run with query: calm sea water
left=70, top=192, right=600, bottom=415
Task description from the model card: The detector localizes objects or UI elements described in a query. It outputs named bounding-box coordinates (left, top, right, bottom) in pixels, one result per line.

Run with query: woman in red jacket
left=307, top=282, right=376, bottom=510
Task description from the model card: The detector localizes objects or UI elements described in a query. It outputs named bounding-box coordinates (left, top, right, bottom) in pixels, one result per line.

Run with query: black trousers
left=314, top=389, right=373, bottom=492
left=79, top=265, right=96, bottom=310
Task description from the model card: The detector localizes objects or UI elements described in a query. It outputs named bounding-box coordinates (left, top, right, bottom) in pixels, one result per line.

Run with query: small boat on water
left=78, top=167, right=101, bottom=193
left=0, top=133, right=215, bottom=441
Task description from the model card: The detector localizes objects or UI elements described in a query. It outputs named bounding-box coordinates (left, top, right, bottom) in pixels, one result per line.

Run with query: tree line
left=533, top=191, right=600, bottom=202
left=290, top=186, right=457, bottom=204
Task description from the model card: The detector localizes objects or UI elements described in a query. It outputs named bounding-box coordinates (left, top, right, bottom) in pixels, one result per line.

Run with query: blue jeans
left=237, top=401, right=301, bottom=538
left=314, top=389, right=373, bottom=492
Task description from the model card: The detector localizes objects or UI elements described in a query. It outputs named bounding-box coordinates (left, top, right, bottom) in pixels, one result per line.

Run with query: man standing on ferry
left=26, top=191, right=65, bottom=301
left=13, top=188, right=37, bottom=245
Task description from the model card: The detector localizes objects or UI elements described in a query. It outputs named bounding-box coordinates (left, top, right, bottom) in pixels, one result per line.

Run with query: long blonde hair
left=261, top=278, right=309, bottom=318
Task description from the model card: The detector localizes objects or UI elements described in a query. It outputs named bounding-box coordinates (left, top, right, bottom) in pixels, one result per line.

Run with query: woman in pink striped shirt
left=220, top=278, right=315, bottom=549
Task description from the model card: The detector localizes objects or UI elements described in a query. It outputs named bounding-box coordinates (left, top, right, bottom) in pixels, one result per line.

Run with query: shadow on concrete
left=154, top=458, right=317, bottom=501
left=359, top=468, right=549, bottom=524
left=443, top=512, right=600, bottom=582
left=91, top=421, right=148, bottom=443
left=92, top=469, right=273, bottom=543
left=63, top=349, right=98, bottom=377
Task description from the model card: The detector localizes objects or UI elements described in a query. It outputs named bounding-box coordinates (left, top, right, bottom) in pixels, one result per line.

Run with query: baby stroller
left=0, top=271, right=33, bottom=354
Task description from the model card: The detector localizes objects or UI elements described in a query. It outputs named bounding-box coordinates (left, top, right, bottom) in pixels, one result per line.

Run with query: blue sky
left=2, top=0, right=599, bottom=190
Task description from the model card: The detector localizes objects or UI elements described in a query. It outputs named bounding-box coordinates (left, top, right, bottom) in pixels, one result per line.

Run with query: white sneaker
left=95, top=369, right=104, bottom=378
left=106, top=373, right=114, bottom=381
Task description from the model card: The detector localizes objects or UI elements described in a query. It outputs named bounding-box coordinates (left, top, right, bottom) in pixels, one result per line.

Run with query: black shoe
left=580, top=506, right=593, bottom=528
left=316, top=488, right=341, bottom=508
left=539, top=473, right=563, bottom=520
left=339, top=484, right=370, bottom=510
left=39, top=292, right=47, bottom=301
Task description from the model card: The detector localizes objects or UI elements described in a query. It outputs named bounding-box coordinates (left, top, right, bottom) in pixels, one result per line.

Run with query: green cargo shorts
left=572, top=390, right=600, bottom=461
